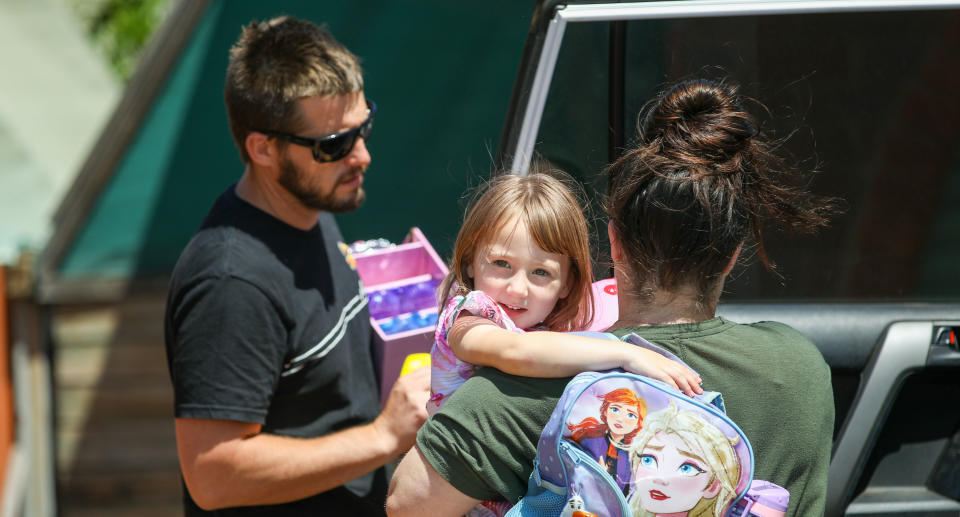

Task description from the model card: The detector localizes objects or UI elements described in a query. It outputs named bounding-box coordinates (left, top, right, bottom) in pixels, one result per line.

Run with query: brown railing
left=0, top=267, right=12, bottom=491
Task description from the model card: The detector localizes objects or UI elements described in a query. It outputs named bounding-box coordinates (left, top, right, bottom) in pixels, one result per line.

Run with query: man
left=165, top=17, right=429, bottom=516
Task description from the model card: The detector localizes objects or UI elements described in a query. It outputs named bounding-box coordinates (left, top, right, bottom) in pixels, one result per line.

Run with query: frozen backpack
left=505, top=332, right=789, bottom=517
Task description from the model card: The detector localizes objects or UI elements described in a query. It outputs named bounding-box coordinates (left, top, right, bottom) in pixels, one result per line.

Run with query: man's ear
left=608, top=220, right=623, bottom=263
left=245, top=131, right=277, bottom=168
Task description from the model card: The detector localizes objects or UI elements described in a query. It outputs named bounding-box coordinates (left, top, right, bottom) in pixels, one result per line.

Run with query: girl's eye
left=610, top=406, right=620, bottom=414
left=532, top=268, right=551, bottom=277
left=639, top=454, right=657, bottom=469
left=627, top=412, right=637, bottom=420
left=493, top=259, right=510, bottom=268
left=677, top=461, right=706, bottom=477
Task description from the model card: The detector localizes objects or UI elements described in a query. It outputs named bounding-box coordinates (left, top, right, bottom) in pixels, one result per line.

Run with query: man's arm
left=177, top=366, right=430, bottom=510
left=386, top=446, right=480, bottom=517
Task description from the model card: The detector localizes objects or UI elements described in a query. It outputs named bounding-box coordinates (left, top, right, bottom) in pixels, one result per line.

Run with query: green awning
left=43, top=0, right=532, bottom=300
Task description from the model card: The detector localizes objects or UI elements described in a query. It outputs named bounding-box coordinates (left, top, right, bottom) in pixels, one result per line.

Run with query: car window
left=532, top=9, right=960, bottom=301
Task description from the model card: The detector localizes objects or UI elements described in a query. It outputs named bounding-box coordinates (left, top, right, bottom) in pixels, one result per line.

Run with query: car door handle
left=927, top=324, right=960, bottom=367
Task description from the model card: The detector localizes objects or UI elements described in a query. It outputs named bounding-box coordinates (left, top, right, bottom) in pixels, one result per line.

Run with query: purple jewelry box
left=354, top=227, right=448, bottom=404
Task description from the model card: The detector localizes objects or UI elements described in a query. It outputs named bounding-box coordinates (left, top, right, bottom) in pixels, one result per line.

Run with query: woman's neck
left=612, top=286, right=717, bottom=328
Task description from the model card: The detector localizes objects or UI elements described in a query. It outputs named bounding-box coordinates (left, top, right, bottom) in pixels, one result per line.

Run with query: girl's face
left=632, top=431, right=719, bottom=515
left=605, top=402, right=641, bottom=441
left=468, top=218, right=571, bottom=329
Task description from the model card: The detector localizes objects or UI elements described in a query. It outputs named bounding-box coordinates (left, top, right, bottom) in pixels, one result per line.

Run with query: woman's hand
left=620, top=348, right=703, bottom=396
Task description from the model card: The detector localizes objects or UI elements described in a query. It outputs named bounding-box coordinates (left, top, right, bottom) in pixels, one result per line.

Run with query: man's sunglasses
left=259, top=100, right=376, bottom=163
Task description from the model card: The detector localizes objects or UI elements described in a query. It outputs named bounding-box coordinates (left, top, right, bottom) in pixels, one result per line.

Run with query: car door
left=496, top=1, right=960, bottom=516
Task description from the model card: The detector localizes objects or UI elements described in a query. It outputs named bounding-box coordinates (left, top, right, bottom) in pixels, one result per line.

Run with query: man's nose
left=345, top=136, right=371, bottom=167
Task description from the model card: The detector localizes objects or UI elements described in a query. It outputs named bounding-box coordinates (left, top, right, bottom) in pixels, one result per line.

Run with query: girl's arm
left=448, top=315, right=703, bottom=396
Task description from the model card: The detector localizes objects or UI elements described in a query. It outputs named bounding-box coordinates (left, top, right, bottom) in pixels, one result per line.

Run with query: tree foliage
left=80, top=0, right=173, bottom=81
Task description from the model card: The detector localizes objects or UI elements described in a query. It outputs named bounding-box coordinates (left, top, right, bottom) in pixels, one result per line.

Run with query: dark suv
left=495, top=2, right=960, bottom=516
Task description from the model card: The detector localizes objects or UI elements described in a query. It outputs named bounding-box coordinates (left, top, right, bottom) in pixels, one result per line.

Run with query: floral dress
left=428, top=290, right=523, bottom=517
left=427, top=290, right=522, bottom=414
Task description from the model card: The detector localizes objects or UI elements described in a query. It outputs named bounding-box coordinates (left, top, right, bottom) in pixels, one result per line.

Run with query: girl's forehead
left=475, top=214, right=570, bottom=266
left=485, top=214, right=522, bottom=237
left=478, top=217, right=525, bottom=249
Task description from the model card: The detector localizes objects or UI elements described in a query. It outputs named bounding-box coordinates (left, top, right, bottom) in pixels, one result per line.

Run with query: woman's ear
left=608, top=220, right=623, bottom=263
left=245, top=131, right=277, bottom=168
left=722, top=243, right=744, bottom=276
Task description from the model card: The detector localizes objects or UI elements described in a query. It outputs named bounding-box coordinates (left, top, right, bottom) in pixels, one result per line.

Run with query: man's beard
left=278, top=155, right=366, bottom=213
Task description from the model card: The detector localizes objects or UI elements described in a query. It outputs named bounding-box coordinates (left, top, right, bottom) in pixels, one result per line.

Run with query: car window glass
left=533, top=9, right=960, bottom=301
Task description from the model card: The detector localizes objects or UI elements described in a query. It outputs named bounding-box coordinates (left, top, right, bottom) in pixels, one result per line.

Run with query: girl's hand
left=621, top=349, right=703, bottom=396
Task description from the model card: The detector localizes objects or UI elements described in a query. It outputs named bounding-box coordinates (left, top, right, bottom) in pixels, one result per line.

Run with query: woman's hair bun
left=641, top=79, right=758, bottom=163
left=606, top=77, right=839, bottom=301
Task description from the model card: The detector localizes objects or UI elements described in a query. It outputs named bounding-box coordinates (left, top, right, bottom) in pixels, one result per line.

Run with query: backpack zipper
left=559, top=440, right=632, bottom=516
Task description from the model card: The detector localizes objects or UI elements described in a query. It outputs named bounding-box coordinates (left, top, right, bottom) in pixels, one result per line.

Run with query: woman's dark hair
left=606, top=79, right=836, bottom=308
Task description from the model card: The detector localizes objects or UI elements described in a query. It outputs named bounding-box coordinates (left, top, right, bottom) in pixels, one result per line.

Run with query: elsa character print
left=627, top=403, right=741, bottom=517
left=567, top=388, right=647, bottom=496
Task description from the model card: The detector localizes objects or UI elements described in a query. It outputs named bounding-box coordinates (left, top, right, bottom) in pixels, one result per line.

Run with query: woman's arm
left=448, top=316, right=702, bottom=395
left=386, top=446, right=481, bottom=517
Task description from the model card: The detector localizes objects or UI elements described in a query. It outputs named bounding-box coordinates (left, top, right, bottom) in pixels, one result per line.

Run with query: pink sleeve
left=454, top=291, right=522, bottom=332
left=427, top=291, right=523, bottom=413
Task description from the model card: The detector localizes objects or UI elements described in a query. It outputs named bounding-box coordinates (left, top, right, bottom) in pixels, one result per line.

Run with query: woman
left=598, top=78, right=837, bottom=517
left=566, top=388, right=647, bottom=495
left=387, top=79, right=836, bottom=517
left=627, top=403, right=740, bottom=517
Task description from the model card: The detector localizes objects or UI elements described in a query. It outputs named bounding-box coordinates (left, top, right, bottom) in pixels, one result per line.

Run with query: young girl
left=428, top=173, right=702, bottom=414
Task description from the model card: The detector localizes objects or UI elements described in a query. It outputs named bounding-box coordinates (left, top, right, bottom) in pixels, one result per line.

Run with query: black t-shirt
left=165, top=185, right=383, bottom=515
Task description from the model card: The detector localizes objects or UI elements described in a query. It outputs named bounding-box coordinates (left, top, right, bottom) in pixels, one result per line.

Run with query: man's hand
left=373, top=365, right=430, bottom=455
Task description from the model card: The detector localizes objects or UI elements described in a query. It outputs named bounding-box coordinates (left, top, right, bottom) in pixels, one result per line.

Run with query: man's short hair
left=224, top=16, right=364, bottom=163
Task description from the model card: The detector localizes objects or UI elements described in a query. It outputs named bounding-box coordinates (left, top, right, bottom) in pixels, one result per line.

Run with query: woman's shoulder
left=739, top=319, right=810, bottom=341
left=713, top=316, right=800, bottom=337
left=459, top=369, right=569, bottom=406
left=724, top=318, right=829, bottom=370
left=433, top=369, right=570, bottom=431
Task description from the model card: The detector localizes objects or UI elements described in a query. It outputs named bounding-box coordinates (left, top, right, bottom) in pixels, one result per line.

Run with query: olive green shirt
left=415, top=317, right=833, bottom=517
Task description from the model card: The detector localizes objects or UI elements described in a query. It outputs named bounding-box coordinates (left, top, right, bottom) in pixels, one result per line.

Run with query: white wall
left=0, top=0, right=119, bottom=264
